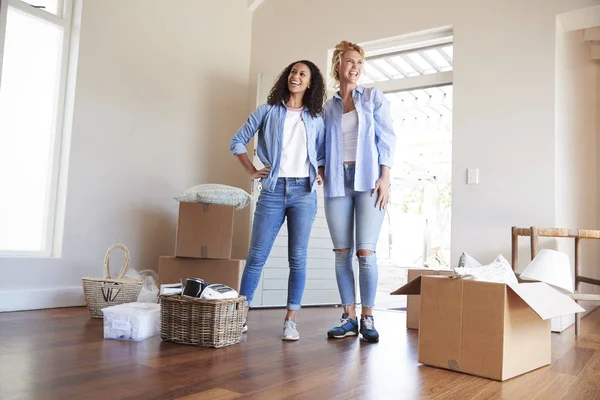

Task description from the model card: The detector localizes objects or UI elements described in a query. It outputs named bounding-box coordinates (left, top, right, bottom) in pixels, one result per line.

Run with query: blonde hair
left=330, top=40, right=365, bottom=85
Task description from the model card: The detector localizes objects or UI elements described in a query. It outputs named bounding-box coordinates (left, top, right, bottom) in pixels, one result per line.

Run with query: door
left=249, top=73, right=338, bottom=307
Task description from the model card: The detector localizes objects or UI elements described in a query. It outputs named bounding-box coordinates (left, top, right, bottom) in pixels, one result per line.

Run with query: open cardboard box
left=391, top=275, right=585, bottom=381
left=405, top=268, right=454, bottom=329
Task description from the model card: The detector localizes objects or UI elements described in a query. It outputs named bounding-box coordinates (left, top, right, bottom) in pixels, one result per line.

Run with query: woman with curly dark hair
left=230, top=60, right=326, bottom=341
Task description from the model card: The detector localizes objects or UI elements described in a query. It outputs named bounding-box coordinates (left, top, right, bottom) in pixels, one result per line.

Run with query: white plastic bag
left=452, top=254, right=518, bottom=285
left=125, top=268, right=159, bottom=303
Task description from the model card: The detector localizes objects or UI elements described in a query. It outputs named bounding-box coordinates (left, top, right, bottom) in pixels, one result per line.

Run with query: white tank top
left=278, top=107, right=310, bottom=178
left=342, top=110, right=358, bottom=162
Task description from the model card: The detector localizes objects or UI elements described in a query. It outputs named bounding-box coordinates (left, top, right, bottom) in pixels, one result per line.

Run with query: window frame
left=0, top=0, right=75, bottom=257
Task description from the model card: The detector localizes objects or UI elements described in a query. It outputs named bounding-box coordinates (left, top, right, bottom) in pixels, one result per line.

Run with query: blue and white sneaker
left=360, top=316, right=379, bottom=343
left=242, top=319, right=248, bottom=333
left=327, top=313, right=359, bottom=339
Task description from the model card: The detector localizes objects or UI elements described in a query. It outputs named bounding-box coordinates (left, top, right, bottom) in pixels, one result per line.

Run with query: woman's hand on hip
left=251, top=165, right=271, bottom=179
left=372, top=177, right=390, bottom=210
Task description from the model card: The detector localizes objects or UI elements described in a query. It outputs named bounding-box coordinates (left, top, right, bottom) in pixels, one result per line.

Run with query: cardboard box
left=405, top=268, right=454, bottom=329
left=392, top=276, right=584, bottom=381
left=175, top=202, right=234, bottom=259
left=158, top=256, right=245, bottom=290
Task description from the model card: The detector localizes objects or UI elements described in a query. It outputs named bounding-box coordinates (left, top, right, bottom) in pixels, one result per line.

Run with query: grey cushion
left=174, top=184, right=252, bottom=210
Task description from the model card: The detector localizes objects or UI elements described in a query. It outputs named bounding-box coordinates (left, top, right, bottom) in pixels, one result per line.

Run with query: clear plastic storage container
left=101, top=302, right=160, bottom=341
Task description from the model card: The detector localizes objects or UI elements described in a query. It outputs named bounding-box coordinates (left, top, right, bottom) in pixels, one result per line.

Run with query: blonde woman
left=319, top=41, right=396, bottom=342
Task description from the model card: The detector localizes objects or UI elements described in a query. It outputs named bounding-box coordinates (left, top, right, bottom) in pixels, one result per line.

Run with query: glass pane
left=0, top=7, right=63, bottom=252
left=424, top=49, right=451, bottom=69
left=372, top=59, right=404, bottom=80
left=389, top=56, right=418, bottom=77
left=362, top=63, right=387, bottom=82
left=407, top=53, right=437, bottom=75
left=442, top=45, right=453, bottom=59
left=19, top=0, right=63, bottom=17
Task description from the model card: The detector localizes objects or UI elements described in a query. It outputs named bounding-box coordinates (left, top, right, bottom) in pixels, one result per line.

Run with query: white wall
left=555, top=28, right=599, bottom=277
left=0, top=0, right=253, bottom=311
left=554, top=28, right=599, bottom=329
left=250, top=0, right=599, bottom=267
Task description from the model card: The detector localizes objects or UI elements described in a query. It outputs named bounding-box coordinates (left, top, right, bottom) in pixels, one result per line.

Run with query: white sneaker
left=282, top=319, right=299, bottom=341
left=242, top=318, right=248, bottom=333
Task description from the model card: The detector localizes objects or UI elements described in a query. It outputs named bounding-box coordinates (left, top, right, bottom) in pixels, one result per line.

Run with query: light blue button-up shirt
left=320, top=86, right=396, bottom=198
left=230, top=102, right=325, bottom=193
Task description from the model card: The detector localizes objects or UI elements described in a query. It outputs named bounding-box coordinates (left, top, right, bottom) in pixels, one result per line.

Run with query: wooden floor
left=1, top=306, right=600, bottom=400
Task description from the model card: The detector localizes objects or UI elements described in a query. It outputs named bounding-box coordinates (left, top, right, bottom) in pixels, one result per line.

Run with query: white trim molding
left=248, top=0, right=265, bottom=13
left=584, top=27, right=600, bottom=61
left=363, top=71, right=453, bottom=94
left=558, top=5, right=600, bottom=33
left=589, top=43, right=600, bottom=60
left=0, top=286, right=85, bottom=312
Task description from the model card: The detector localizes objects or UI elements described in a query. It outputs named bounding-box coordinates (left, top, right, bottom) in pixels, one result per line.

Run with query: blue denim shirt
left=321, top=86, right=396, bottom=198
left=230, top=102, right=325, bottom=193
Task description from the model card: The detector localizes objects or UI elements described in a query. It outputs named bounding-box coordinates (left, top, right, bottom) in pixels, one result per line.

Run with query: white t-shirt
left=342, top=109, right=358, bottom=162
left=278, top=107, right=310, bottom=178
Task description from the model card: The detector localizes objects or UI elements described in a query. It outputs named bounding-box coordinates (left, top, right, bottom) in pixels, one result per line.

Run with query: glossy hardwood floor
left=1, top=306, right=599, bottom=400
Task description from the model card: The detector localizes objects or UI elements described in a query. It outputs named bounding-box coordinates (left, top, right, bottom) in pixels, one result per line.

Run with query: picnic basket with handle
left=82, top=244, right=142, bottom=318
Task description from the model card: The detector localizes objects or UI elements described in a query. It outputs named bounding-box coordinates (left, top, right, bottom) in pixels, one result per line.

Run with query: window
left=0, top=0, right=76, bottom=256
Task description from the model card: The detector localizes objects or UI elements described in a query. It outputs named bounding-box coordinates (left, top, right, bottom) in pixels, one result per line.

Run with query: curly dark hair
left=266, top=60, right=326, bottom=117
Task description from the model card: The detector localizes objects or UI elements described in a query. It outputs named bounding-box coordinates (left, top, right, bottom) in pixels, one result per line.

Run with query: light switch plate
left=467, top=168, right=479, bottom=184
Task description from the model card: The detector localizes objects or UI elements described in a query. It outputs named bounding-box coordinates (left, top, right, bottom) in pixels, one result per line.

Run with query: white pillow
left=174, top=184, right=252, bottom=210
left=453, top=254, right=518, bottom=285
left=457, top=252, right=482, bottom=268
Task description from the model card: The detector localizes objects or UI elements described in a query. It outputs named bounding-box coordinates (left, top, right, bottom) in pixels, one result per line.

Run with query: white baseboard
left=551, top=315, right=575, bottom=332
left=0, top=286, right=85, bottom=312
left=551, top=303, right=599, bottom=333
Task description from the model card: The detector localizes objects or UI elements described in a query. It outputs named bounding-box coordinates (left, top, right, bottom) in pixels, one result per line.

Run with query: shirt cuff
left=231, top=143, right=248, bottom=155
left=378, top=155, right=393, bottom=168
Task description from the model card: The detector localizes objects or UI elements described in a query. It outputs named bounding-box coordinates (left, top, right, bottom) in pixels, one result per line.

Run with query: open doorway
left=358, top=33, right=454, bottom=311
left=376, top=84, right=453, bottom=310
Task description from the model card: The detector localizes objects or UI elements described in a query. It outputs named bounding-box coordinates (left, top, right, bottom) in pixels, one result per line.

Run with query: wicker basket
left=160, top=294, right=245, bottom=348
left=81, top=244, right=143, bottom=318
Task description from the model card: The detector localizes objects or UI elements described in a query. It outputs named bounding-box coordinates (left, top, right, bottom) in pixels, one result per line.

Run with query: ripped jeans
left=324, top=164, right=386, bottom=308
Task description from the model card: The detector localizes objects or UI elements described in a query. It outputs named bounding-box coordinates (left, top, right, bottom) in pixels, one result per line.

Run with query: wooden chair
left=511, top=226, right=600, bottom=336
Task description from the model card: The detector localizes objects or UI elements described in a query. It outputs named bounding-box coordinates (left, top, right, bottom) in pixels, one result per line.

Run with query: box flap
left=507, top=282, right=585, bottom=320
left=391, top=276, right=422, bottom=295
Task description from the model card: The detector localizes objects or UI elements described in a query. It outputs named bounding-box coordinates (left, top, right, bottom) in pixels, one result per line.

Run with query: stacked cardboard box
left=158, top=202, right=245, bottom=290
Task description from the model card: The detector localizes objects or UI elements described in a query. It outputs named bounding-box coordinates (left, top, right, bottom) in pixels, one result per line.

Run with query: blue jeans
left=324, top=164, right=386, bottom=308
left=240, top=178, right=317, bottom=311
